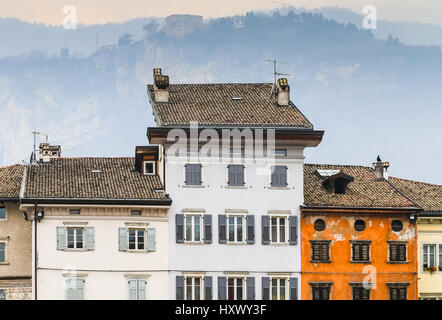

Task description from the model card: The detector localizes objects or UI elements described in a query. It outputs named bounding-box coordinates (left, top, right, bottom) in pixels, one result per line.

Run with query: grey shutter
left=218, top=277, right=227, bottom=300
left=227, top=165, right=235, bottom=186
left=204, top=215, right=212, bottom=244
left=246, top=215, right=255, bottom=244
left=85, top=227, right=95, bottom=250
left=66, top=279, right=74, bottom=300
left=119, top=228, right=128, bottom=251
left=262, top=216, right=270, bottom=245
left=204, top=276, right=213, bottom=300
left=139, top=280, right=146, bottom=300
left=228, top=165, right=244, bottom=186
left=57, top=226, right=66, bottom=250
left=75, top=279, right=84, bottom=300
left=289, top=216, right=298, bottom=245
left=176, top=276, right=184, bottom=300
left=279, top=166, right=288, bottom=186
left=147, top=228, right=156, bottom=252
left=271, top=166, right=278, bottom=187
left=176, top=214, right=184, bottom=243
left=262, top=277, right=270, bottom=300
left=185, top=164, right=201, bottom=185
left=129, top=279, right=137, bottom=300
left=184, top=164, right=191, bottom=184
left=247, top=277, right=255, bottom=300
left=218, top=215, right=227, bottom=244
left=237, top=165, right=245, bottom=186
left=289, top=278, right=298, bottom=300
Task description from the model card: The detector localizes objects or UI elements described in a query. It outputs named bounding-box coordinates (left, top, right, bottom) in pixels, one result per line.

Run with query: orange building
left=301, top=161, right=420, bottom=300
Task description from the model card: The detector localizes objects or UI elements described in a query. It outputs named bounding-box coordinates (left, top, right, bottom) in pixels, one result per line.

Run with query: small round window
left=391, top=220, right=403, bottom=232
left=314, top=219, right=326, bottom=231
left=354, top=219, right=366, bottom=232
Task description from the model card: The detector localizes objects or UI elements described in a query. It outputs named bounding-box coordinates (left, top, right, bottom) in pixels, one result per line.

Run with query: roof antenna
left=266, top=59, right=290, bottom=98
left=31, top=131, right=41, bottom=164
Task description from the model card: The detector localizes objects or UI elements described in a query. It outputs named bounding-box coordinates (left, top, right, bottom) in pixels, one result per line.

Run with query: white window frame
left=66, top=227, right=85, bottom=250
left=0, top=240, right=7, bottom=264
left=143, top=161, right=156, bottom=175
left=422, top=243, right=442, bottom=272
left=183, top=163, right=203, bottom=186
left=227, top=276, right=245, bottom=300
left=128, top=228, right=147, bottom=251
left=184, top=214, right=204, bottom=243
left=270, top=277, right=289, bottom=300
left=270, top=215, right=289, bottom=244
left=0, top=205, right=6, bottom=220
left=227, top=215, right=246, bottom=244
left=185, top=276, right=204, bottom=300
left=269, top=164, right=290, bottom=188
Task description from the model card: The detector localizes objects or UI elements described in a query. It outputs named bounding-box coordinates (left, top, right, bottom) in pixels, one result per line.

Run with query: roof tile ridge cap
left=304, top=163, right=372, bottom=169
left=166, top=82, right=273, bottom=86
left=0, top=163, right=23, bottom=170
left=390, top=176, right=442, bottom=188
left=57, top=156, right=134, bottom=159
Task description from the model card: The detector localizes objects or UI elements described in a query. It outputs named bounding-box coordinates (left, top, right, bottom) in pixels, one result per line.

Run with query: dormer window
left=319, top=170, right=354, bottom=195
left=334, top=178, right=347, bottom=194
left=144, top=161, right=155, bottom=175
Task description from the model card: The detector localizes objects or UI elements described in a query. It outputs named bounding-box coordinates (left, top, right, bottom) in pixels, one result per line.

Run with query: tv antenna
left=266, top=59, right=290, bottom=98
left=31, top=131, right=41, bottom=164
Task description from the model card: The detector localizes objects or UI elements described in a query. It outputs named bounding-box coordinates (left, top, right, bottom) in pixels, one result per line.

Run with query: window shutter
left=184, top=164, right=191, bottom=185
left=228, top=165, right=245, bottom=186
left=185, top=164, right=202, bottom=185
left=57, top=226, right=66, bottom=250
left=227, top=165, right=234, bottom=185
left=390, top=244, right=397, bottom=261
left=176, top=276, right=184, bottom=300
left=321, top=243, right=329, bottom=261
left=312, top=243, right=320, bottom=261
left=118, top=228, right=128, bottom=251
left=271, top=166, right=278, bottom=187
left=203, top=215, right=212, bottom=244
left=399, top=245, right=406, bottom=261
left=66, top=279, right=74, bottom=300
left=204, top=276, right=213, bottom=300
left=262, top=277, right=270, bottom=300
left=280, top=166, right=288, bottom=186
left=195, top=164, right=202, bottom=185
left=246, top=277, right=255, bottom=300
left=146, top=228, right=156, bottom=252
left=262, top=216, right=270, bottom=245
left=399, top=287, right=407, bottom=300
left=237, top=165, right=245, bottom=186
left=246, top=215, right=255, bottom=244
left=128, top=279, right=137, bottom=300
left=176, top=214, right=184, bottom=243
left=75, top=279, right=84, bottom=300
left=289, top=278, right=298, bottom=300
left=139, top=280, right=146, bottom=300
left=218, top=215, right=227, bottom=244
left=289, top=216, right=298, bottom=245
left=85, top=227, right=95, bottom=251
left=362, top=244, right=369, bottom=261
left=218, top=277, right=227, bottom=300
left=353, top=244, right=360, bottom=261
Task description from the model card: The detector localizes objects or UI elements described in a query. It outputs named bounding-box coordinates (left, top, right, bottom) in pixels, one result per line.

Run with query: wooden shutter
left=289, top=216, right=297, bottom=245
left=66, top=279, right=74, bottom=300
left=129, top=280, right=138, bottom=300
left=218, top=277, right=227, bottom=300
left=246, top=277, right=255, bottom=300
left=246, top=215, right=255, bottom=244
left=75, top=279, right=84, bottom=300
left=312, top=242, right=320, bottom=261
left=399, top=287, right=407, bottom=300
left=138, top=280, right=146, bottom=300
left=399, top=244, right=407, bottom=261
left=312, top=287, right=320, bottom=300
left=271, top=166, right=278, bottom=187
left=176, top=214, right=184, bottom=243
left=279, top=166, right=288, bottom=186
left=204, top=276, right=212, bottom=300
left=85, top=227, right=95, bottom=251
left=203, top=215, right=212, bottom=244
left=185, top=164, right=201, bottom=185
left=262, top=216, right=270, bottom=245
left=362, top=288, right=370, bottom=300
left=321, top=287, right=329, bottom=300
left=228, top=165, right=244, bottom=186
left=362, top=243, right=369, bottom=261
left=353, top=287, right=360, bottom=300
left=118, top=228, right=128, bottom=251
left=146, top=228, right=156, bottom=252
left=237, top=165, right=245, bottom=186
left=289, top=278, right=298, bottom=300
left=56, top=226, right=66, bottom=250
left=390, top=244, right=398, bottom=261
left=390, top=287, right=397, bottom=300
left=262, top=277, right=270, bottom=300
left=352, top=243, right=360, bottom=261
left=176, top=276, right=184, bottom=300
left=321, top=243, right=329, bottom=261
left=218, top=215, right=227, bottom=244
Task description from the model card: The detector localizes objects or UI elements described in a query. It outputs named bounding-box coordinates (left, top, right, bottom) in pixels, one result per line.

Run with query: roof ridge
left=148, top=82, right=273, bottom=86
left=305, top=163, right=373, bottom=170
left=56, top=157, right=135, bottom=160
left=384, top=178, right=423, bottom=210
left=0, top=163, right=23, bottom=170
left=390, top=176, right=442, bottom=188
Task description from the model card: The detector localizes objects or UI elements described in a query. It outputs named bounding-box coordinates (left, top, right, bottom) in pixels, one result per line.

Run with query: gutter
left=20, top=197, right=173, bottom=206
left=301, top=205, right=421, bottom=214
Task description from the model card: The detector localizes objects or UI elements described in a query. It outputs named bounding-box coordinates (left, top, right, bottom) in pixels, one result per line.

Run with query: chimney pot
left=277, top=78, right=290, bottom=106
left=373, top=158, right=390, bottom=180
left=39, top=143, right=61, bottom=163
left=153, top=68, right=170, bottom=103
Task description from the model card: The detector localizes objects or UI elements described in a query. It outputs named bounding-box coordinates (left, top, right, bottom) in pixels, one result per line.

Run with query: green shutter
left=85, top=227, right=95, bottom=250
left=57, top=226, right=66, bottom=250
left=119, top=228, right=128, bottom=251
left=147, top=228, right=156, bottom=252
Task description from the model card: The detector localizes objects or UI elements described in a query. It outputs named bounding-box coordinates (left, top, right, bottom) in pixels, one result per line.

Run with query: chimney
left=153, top=68, right=170, bottom=103
left=39, top=143, right=61, bottom=163
left=373, top=156, right=390, bottom=180
left=277, top=78, right=290, bottom=106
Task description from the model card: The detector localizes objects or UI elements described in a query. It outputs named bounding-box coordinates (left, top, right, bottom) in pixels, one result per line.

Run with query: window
left=389, top=241, right=407, bottom=262
left=227, top=277, right=244, bottom=300
left=69, top=209, right=80, bottom=215
left=388, top=284, right=408, bottom=300
left=0, top=206, right=5, bottom=219
left=185, top=215, right=203, bottom=242
left=67, top=227, right=84, bottom=249
left=185, top=277, right=202, bottom=300
left=66, top=278, right=84, bottom=300
left=311, top=240, right=331, bottom=263
left=227, top=165, right=245, bottom=187
left=311, top=283, right=331, bottom=300
left=271, top=165, right=288, bottom=187
left=0, top=242, right=5, bottom=263
left=128, top=279, right=146, bottom=300
left=314, top=219, right=326, bottom=231
left=144, top=161, right=155, bottom=175
left=228, top=216, right=245, bottom=243
left=354, top=219, right=366, bottom=231
left=128, top=228, right=145, bottom=250
left=439, top=245, right=442, bottom=271
left=351, top=241, right=371, bottom=263
left=271, top=278, right=288, bottom=300
left=271, top=217, right=288, bottom=244
left=0, top=290, right=6, bottom=300
left=334, top=178, right=347, bottom=194
left=131, top=210, right=142, bottom=216
left=391, top=220, right=404, bottom=232
left=185, top=164, right=202, bottom=186
left=423, top=244, right=436, bottom=271
left=352, top=285, right=370, bottom=300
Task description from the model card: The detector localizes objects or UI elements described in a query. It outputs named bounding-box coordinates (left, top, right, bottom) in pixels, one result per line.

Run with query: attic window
left=321, top=171, right=354, bottom=195
left=144, top=161, right=155, bottom=175
left=334, top=178, right=347, bottom=194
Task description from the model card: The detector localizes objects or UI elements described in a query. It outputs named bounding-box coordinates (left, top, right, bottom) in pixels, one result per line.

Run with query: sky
left=1, top=0, right=442, bottom=26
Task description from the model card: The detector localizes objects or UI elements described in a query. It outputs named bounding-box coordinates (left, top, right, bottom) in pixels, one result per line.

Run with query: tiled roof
left=24, top=158, right=169, bottom=202
left=0, top=164, right=24, bottom=200
left=304, top=164, right=418, bottom=208
left=389, top=177, right=442, bottom=213
left=148, top=83, right=313, bottom=128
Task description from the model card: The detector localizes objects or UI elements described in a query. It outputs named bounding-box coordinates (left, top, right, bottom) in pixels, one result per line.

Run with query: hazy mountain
left=0, top=11, right=441, bottom=184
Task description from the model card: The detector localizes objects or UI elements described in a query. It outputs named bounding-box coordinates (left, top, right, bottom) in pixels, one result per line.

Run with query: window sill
left=224, top=186, right=248, bottom=189
left=310, top=260, right=331, bottom=264
left=182, top=185, right=205, bottom=188
left=127, top=250, right=148, bottom=253
left=267, top=186, right=291, bottom=190
left=387, top=261, right=409, bottom=264
left=0, top=262, right=9, bottom=265
left=61, top=249, right=90, bottom=252
left=183, top=242, right=206, bottom=245
left=350, top=261, right=371, bottom=264
left=226, top=242, right=248, bottom=245
left=269, top=242, right=290, bottom=246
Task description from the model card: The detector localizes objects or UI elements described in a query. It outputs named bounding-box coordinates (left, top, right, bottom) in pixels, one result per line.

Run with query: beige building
left=390, top=177, right=442, bottom=300
left=0, top=164, right=32, bottom=300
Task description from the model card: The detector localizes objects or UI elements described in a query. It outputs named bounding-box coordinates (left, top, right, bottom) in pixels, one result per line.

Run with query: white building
left=147, top=69, right=324, bottom=300
left=20, top=148, right=172, bottom=300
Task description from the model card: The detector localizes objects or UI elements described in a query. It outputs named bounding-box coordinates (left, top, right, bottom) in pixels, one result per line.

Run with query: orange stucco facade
left=300, top=209, right=418, bottom=300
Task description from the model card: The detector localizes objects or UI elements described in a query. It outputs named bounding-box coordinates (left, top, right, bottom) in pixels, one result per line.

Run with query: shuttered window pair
left=311, top=285, right=331, bottom=300
left=227, top=165, right=245, bottom=186
left=128, top=279, right=146, bottom=300
left=176, top=276, right=212, bottom=300
left=351, top=241, right=371, bottom=262
left=310, top=240, right=331, bottom=262
left=270, top=166, right=288, bottom=187
left=388, top=284, right=409, bottom=300
left=219, top=215, right=254, bottom=244
left=352, top=286, right=370, bottom=300
left=185, top=164, right=202, bottom=186
left=66, top=278, right=84, bottom=300
left=57, top=226, right=94, bottom=251
left=219, top=277, right=254, bottom=300
left=0, top=242, right=5, bottom=263
left=262, top=216, right=297, bottom=245
left=119, top=228, right=156, bottom=252
left=389, top=242, right=407, bottom=262
left=262, top=277, right=298, bottom=300
left=176, top=214, right=212, bottom=244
